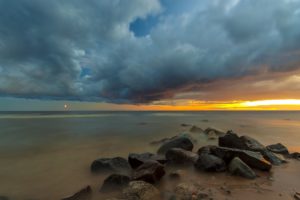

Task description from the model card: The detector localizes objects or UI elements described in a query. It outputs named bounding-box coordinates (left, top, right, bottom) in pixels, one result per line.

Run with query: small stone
left=229, top=157, right=256, bottom=179
left=123, top=181, right=161, bottom=200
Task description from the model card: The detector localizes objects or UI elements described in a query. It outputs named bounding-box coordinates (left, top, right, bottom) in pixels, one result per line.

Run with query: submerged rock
left=209, top=146, right=272, bottom=171
left=195, top=153, right=226, bottom=172
left=189, top=125, right=203, bottom=133
left=132, top=161, right=165, bottom=183
left=90, top=157, right=131, bottom=174
left=61, top=186, right=92, bottom=200
left=157, top=136, right=194, bottom=155
left=100, top=174, right=130, bottom=192
left=266, top=143, right=289, bottom=155
left=128, top=153, right=166, bottom=169
left=204, top=127, right=225, bottom=136
left=123, top=181, right=161, bottom=200
left=166, top=148, right=198, bottom=165
left=229, top=157, right=256, bottom=179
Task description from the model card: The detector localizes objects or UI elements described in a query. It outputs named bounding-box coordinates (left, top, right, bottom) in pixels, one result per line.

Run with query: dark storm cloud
left=1, top=0, right=300, bottom=103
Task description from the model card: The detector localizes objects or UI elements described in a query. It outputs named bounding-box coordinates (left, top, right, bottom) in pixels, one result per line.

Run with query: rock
left=174, top=183, right=209, bottom=200
left=207, top=130, right=218, bottom=140
left=197, top=145, right=215, bottom=155
left=0, top=196, right=9, bottom=200
left=166, top=148, right=198, bottom=165
left=195, top=153, right=226, bottom=172
left=61, top=186, right=92, bottom=200
left=169, top=172, right=181, bottom=180
left=181, top=123, right=191, bottom=127
left=100, top=174, right=130, bottom=192
left=204, top=127, right=225, bottom=136
left=289, top=152, right=300, bottom=160
left=132, top=161, right=165, bottom=183
left=91, top=157, right=131, bottom=174
left=219, top=131, right=283, bottom=165
left=229, top=157, right=256, bottom=179
left=128, top=153, right=166, bottom=169
left=266, top=143, right=289, bottom=155
left=157, top=137, right=194, bottom=155
left=123, top=181, right=161, bottom=200
left=294, top=192, right=300, bottom=200
left=261, top=150, right=283, bottom=165
left=210, top=146, right=272, bottom=171
left=189, top=125, right=203, bottom=133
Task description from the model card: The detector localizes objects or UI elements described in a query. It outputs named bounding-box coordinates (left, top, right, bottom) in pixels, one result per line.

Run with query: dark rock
left=195, top=153, right=226, bottom=172
left=166, top=148, right=198, bottom=165
left=169, top=172, right=181, bottom=180
left=219, top=131, right=283, bottom=165
left=197, top=145, right=215, bottom=155
left=0, top=196, right=9, bottom=200
left=204, top=127, right=225, bottom=136
left=91, top=157, right=131, bottom=174
left=123, top=181, right=161, bottom=200
left=267, top=143, right=289, bottom=155
left=261, top=150, right=283, bottom=165
left=181, top=123, right=191, bottom=127
left=289, top=152, right=300, bottom=160
left=210, top=146, right=272, bottom=171
left=132, top=161, right=165, bottom=183
left=157, top=137, right=193, bottom=155
left=294, top=192, right=300, bottom=200
left=189, top=125, right=203, bottom=133
left=100, top=174, right=130, bottom=192
left=229, top=157, right=256, bottom=179
left=61, top=186, right=92, bottom=200
left=128, top=153, right=166, bottom=169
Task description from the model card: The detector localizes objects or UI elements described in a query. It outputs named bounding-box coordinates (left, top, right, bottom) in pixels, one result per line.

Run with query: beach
left=0, top=111, right=300, bottom=200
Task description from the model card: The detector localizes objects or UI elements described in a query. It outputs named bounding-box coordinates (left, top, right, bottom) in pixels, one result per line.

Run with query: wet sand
left=0, top=111, right=299, bottom=199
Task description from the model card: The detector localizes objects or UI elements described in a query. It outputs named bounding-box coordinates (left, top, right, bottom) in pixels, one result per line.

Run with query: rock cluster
left=61, top=127, right=299, bottom=200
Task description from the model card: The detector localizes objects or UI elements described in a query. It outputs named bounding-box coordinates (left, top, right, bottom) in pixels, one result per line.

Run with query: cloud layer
left=1, top=0, right=300, bottom=103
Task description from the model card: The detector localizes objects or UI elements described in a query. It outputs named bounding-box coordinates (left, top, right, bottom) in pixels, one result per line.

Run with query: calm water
left=0, top=111, right=300, bottom=199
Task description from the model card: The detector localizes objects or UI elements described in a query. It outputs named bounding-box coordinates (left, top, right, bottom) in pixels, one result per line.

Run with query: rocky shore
left=2, top=125, right=299, bottom=200
left=58, top=126, right=300, bottom=200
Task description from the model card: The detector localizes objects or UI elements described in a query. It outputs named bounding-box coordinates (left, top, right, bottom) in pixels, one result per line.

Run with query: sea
left=0, top=111, right=299, bottom=199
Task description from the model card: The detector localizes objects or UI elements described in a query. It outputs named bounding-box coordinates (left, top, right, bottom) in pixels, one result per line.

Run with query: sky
left=1, top=0, right=300, bottom=111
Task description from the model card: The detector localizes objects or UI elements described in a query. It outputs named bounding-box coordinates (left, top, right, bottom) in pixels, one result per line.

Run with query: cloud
left=1, top=0, right=300, bottom=103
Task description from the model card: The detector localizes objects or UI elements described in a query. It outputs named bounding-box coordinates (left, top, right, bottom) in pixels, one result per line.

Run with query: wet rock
left=195, top=153, right=226, bottom=172
left=209, top=146, right=272, bottom=171
left=266, top=143, right=289, bottom=155
left=132, top=161, right=165, bottom=183
left=0, top=196, right=9, bottom=200
left=166, top=148, right=198, bottom=165
left=91, top=157, right=131, bottom=174
left=169, top=172, right=181, bottom=180
left=219, top=131, right=283, bottom=165
left=189, top=125, right=203, bottom=133
left=229, top=157, right=256, bottom=179
left=197, top=145, right=215, bottom=155
left=181, top=123, right=191, bottom=127
left=207, top=130, right=218, bottom=140
left=128, top=153, right=166, bottom=169
left=204, top=127, right=225, bottom=136
left=61, top=186, right=92, bottom=200
left=100, top=174, right=130, bottom=192
left=289, top=152, right=300, bottom=160
left=294, top=192, right=300, bottom=200
left=157, top=137, right=194, bottom=155
left=123, top=181, right=161, bottom=200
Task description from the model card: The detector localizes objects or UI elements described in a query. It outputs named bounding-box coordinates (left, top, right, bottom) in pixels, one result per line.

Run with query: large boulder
left=210, top=146, right=272, bottom=171
left=219, top=132, right=283, bottom=165
left=128, top=153, right=166, bottom=169
left=194, top=153, right=226, bottom=172
left=266, top=143, right=289, bottom=155
left=228, top=157, right=256, bottom=179
left=166, top=148, right=198, bottom=165
left=123, top=181, right=161, bottom=200
left=157, top=137, right=193, bottom=155
left=132, top=161, right=165, bottom=183
left=61, top=186, right=92, bottom=200
left=90, top=157, right=131, bottom=174
left=100, top=174, right=130, bottom=192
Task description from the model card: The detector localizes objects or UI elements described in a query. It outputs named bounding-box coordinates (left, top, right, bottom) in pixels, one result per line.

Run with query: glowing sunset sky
left=1, top=0, right=300, bottom=111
